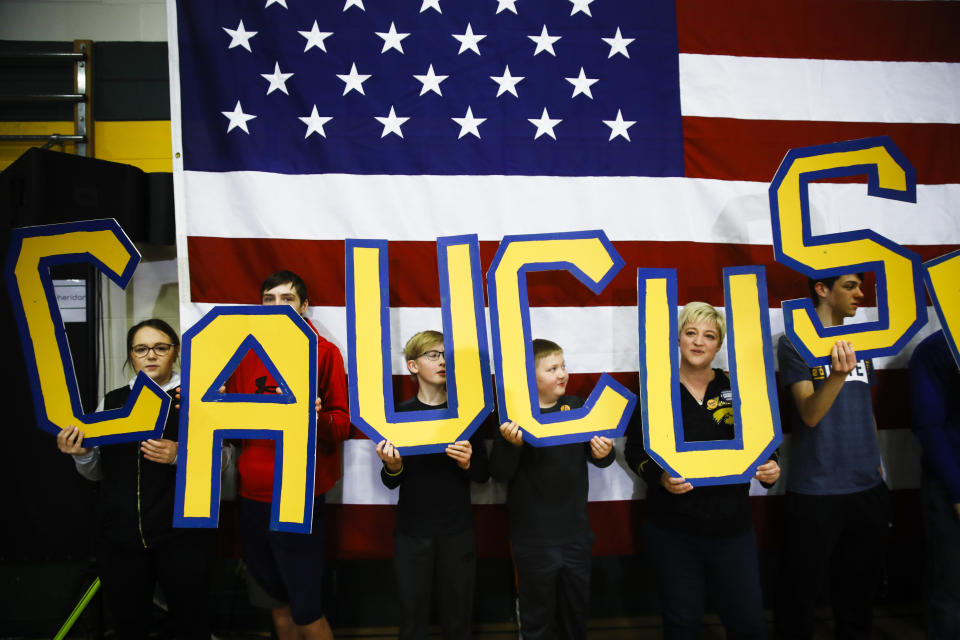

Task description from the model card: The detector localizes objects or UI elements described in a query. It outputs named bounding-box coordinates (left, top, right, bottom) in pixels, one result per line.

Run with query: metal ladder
left=0, top=39, right=94, bottom=157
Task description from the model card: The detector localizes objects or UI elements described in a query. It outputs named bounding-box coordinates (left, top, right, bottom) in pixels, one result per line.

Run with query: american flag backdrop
left=167, top=0, right=960, bottom=556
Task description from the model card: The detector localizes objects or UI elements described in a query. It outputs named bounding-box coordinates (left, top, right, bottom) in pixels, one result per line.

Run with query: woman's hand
left=499, top=421, right=523, bottom=447
left=376, top=440, right=403, bottom=473
left=446, top=440, right=473, bottom=470
left=141, top=439, right=178, bottom=464
left=57, top=426, right=90, bottom=456
left=589, top=436, right=613, bottom=460
left=661, top=471, right=693, bottom=495
left=755, top=459, right=780, bottom=485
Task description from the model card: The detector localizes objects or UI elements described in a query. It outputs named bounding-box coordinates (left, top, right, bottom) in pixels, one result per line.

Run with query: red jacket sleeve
left=316, top=340, right=351, bottom=443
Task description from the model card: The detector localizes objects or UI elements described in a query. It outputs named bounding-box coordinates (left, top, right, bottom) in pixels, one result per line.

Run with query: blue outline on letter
left=345, top=235, right=493, bottom=455
left=922, top=249, right=960, bottom=368
left=637, top=267, right=782, bottom=486
left=769, top=136, right=925, bottom=366
left=174, top=305, right=317, bottom=533
left=487, top=230, right=637, bottom=446
left=4, top=219, right=168, bottom=444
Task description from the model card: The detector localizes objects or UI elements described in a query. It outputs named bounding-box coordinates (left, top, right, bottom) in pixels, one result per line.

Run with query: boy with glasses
left=376, top=330, right=489, bottom=639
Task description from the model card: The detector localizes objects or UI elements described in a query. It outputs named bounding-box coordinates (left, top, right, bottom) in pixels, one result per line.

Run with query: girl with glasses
left=56, top=318, right=215, bottom=639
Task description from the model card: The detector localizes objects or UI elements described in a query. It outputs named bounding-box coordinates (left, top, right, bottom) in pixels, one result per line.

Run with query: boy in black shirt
left=376, top=330, right=489, bottom=639
left=490, top=339, right=615, bottom=639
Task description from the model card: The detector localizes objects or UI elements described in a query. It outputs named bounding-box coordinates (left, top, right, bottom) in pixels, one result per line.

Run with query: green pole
left=52, top=577, right=100, bottom=640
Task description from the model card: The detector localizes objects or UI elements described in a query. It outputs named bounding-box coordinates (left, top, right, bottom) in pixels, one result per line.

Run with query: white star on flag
left=496, top=0, right=519, bottom=15
left=528, top=108, right=561, bottom=140
left=375, top=106, right=409, bottom=138
left=343, top=0, right=365, bottom=12
left=299, top=106, right=333, bottom=138
left=413, top=64, right=448, bottom=96
left=376, top=22, right=410, bottom=54
left=420, top=0, right=442, bottom=13
left=566, top=67, right=598, bottom=99
left=264, top=0, right=287, bottom=8
left=222, top=101, right=256, bottom=134
left=528, top=25, right=561, bottom=56
left=223, top=21, right=257, bottom=52
left=337, top=62, right=372, bottom=95
left=453, top=23, right=486, bottom=55
left=602, top=27, right=634, bottom=59
left=603, top=109, right=636, bottom=141
left=299, top=22, right=333, bottom=53
left=452, top=107, right=486, bottom=139
left=491, top=65, right=524, bottom=98
left=261, top=62, right=294, bottom=95
left=569, top=0, right=593, bottom=16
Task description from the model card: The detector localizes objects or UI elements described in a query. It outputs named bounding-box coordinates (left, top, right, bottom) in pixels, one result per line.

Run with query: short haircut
left=808, top=273, right=865, bottom=304
left=125, top=318, right=180, bottom=370
left=260, top=270, right=308, bottom=304
left=678, top=302, right=725, bottom=345
left=532, top=338, right=563, bottom=364
left=404, top=330, right=443, bottom=362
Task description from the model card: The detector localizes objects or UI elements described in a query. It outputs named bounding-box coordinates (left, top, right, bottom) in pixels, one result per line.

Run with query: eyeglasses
left=417, top=350, right=445, bottom=362
left=131, top=343, right=175, bottom=358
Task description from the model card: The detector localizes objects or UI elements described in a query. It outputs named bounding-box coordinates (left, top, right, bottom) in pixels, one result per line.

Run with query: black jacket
left=489, top=395, right=616, bottom=545
left=380, top=396, right=490, bottom=536
left=98, top=385, right=183, bottom=549
left=624, top=370, right=778, bottom=537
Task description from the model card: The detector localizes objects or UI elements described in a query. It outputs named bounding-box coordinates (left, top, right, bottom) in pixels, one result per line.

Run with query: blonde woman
left=625, top=302, right=779, bottom=640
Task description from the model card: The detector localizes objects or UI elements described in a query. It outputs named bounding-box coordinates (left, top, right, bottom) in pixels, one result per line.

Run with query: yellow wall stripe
left=0, top=120, right=172, bottom=173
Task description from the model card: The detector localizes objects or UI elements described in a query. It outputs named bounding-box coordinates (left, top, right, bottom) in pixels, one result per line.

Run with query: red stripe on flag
left=322, top=502, right=638, bottom=559
left=676, top=0, right=960, bottom=62
left=188, top=237, right=958, bottom=308
left=319, top=491, right=921, bottom=559
left=188, top=236, right=346, bottom=306
left=683, top=118, right=960, bottom=184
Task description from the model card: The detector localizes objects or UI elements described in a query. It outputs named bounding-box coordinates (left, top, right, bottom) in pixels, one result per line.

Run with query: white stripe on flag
left=181, top=172, right=960, bottom=246
left=679, top=54, right=960, bottom=124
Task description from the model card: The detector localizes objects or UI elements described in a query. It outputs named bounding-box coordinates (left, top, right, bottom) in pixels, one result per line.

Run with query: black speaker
left=0, top=147, right=174, bottom=561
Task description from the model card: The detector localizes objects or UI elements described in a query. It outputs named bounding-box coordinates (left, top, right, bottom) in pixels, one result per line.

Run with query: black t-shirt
left=489, top=395, right=616, bottom=545
left=380, top=396, right=490, bottom=537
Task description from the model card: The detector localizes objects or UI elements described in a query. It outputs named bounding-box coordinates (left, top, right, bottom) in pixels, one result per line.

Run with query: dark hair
left=260, top=270, right=308, bottom=304
left=532, top=338, right=563, bottom=363
left=125, top=318, right=180, bottom=370
left=808, top=273, right=865, bottom=304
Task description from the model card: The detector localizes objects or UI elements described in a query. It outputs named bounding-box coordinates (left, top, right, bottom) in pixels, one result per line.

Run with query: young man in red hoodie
left=229, top=270, right=351, bottom=640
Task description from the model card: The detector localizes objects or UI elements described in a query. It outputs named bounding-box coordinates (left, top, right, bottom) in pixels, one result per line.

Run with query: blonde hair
left=404, top=330, right=443, bottom=363
left=532, top=338, right=563, bottom=364
left=678, top=302, right=725, bottom=345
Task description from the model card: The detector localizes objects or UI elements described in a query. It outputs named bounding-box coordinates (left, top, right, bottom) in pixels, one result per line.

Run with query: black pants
left=96, top=531, right=215, bottom=640
left=512, top=534, right=593, bottom=640
left=393, top=527, right=476, bottom=640
left=921, top=472, right=960, bottom=640
left=774, top=482, right=890, bottom=640
left=643, top=521, right=764, bottom=640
